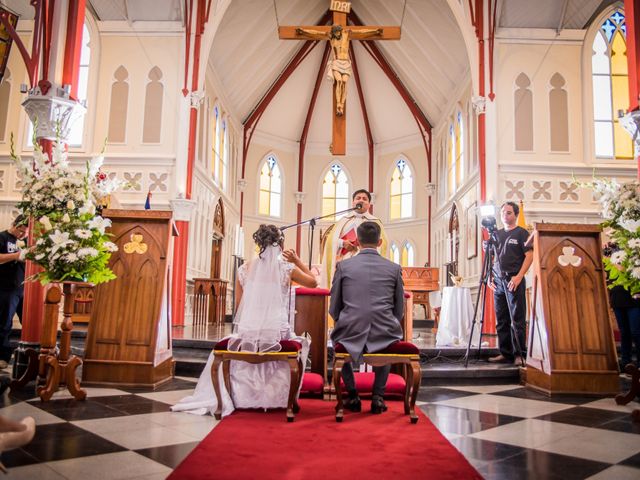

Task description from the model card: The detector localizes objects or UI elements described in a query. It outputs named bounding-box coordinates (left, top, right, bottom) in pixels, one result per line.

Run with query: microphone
left=355, top=203, right=363, bottom=210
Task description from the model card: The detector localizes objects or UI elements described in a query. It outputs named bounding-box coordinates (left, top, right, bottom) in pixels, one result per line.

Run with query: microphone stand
left=280, top=206, right=362, bottom=269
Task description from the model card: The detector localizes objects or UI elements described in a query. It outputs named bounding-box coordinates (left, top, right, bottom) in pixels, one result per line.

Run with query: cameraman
left=488, top=202, right=533, bottom=364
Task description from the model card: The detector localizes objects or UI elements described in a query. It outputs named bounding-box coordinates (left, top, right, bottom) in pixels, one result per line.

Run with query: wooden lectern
left=82, top=209, right=175, bottom=387
left=526, top=223, right=619, bottom=395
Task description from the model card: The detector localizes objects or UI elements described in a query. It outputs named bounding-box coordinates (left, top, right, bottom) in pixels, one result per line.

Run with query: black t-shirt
left=609, top=284, right=640, bottom=309
left=492, top=226, right=532, bottom=278
left=0, top=230, right=25, bottom=292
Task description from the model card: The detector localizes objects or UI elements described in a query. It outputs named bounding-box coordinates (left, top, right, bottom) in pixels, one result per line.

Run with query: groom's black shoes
left=344, top=391, right=362, bottom=412
left=371, top=396, right=388, bottom=414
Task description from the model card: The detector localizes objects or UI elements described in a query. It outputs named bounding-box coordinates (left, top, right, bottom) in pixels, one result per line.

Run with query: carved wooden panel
left=526, top=223, right=618, bottom=394
left=84, top=210, right=174, bottom=386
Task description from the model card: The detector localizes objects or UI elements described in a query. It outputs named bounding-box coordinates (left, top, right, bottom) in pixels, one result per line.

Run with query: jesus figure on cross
left=295, top=24, right=382, bottom=116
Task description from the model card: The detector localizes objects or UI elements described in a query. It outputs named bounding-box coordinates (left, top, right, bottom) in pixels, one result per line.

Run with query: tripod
left=464, top=228, right=526, bottom=367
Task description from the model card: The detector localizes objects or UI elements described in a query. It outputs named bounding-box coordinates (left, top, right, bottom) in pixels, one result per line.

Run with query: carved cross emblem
left=560, top=181, right=578, bottom=201
left=533, top=181, right=551, bottom=200
left=505, top=180, right=524, bottom=200
left=124, top=233, right=148, bottom=255
left=558, top=246, right=582, bottom=267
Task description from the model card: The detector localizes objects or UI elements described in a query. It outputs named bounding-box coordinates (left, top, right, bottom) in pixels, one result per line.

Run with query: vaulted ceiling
left=0, top=0, right=615, bottom=149
left=208, top=0, right=471, bottom=148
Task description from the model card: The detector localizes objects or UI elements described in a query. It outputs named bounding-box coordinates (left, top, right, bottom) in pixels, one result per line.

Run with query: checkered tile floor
left=0, top=375, right=638, bottom=479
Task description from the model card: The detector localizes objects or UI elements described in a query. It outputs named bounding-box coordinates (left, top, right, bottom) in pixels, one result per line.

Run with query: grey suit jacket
left=329, top=248, right=404, bottom=362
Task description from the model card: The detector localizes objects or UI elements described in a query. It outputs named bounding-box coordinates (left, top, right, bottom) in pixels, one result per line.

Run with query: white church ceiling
left=499, top=0, right=609, bottom=30
left=208, top=0, right=470, bottom=147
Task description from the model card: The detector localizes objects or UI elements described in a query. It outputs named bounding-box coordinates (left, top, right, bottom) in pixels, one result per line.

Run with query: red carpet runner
left=169, top=399, right=482, bottom=480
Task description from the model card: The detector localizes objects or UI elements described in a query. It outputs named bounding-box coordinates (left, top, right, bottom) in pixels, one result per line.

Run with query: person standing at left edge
left=0, top=216, right=28, bottom=369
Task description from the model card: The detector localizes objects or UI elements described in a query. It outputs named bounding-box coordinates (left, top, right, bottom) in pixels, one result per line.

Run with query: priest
left=320, top=189, right=388, bottom=289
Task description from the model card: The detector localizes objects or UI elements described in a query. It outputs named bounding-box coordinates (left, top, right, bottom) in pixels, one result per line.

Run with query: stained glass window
left=222, top=122, right=229, bottom=191
left=592, top=9, right=633, bottom=159
left=447, top=123, right=455, bottom=195
left=212, top=105, right=220, bottom=177
left=321, top=164, right=350, bottom=220
left=456, top=111, right=464, bottom=185
left=67, top=24, right=91, bottom=146
left=401, top=242, right=414, bottom=267
left=258, top=154, right=281, bottom=217
left=389, top=158, right=413, bottom=220
left=390, top=244, right=400, bottom=264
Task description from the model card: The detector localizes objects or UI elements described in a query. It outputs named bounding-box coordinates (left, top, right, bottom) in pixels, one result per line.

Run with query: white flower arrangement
left=11, top=134, right=121, bottom=285
left=576, top=176, right=640, bottom=295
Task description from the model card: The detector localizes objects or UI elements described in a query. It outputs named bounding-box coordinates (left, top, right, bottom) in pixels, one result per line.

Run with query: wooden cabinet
left=401, top=267, right=439, bottom=323
left=82, top=209, right=174, bottom=387
left=526, top=223, right=619, bottom=395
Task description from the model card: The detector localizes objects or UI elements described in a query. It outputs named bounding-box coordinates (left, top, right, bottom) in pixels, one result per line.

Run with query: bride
left=172, top=224, right=317, bottom=417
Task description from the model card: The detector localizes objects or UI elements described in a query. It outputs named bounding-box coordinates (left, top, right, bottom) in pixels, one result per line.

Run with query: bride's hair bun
left=253, top=224, right=283, bottom=257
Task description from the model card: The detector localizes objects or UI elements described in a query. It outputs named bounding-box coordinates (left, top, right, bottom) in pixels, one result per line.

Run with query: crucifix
left=279, top=0, right=400, bottom=155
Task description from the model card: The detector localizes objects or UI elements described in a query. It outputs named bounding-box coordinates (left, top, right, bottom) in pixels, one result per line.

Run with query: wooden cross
left=279, top=1, right=400, bottom=155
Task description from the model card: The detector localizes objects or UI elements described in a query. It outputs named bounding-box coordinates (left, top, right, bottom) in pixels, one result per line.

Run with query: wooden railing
left=192, top=278, right=228, bottom=327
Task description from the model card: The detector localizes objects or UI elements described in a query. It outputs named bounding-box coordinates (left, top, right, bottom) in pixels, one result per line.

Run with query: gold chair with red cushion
left=210, top=338, right=304, bottom=422
left=333, top=341, right=421, bottom=423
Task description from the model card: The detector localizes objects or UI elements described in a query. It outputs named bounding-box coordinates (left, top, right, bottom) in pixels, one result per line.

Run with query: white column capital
left=471, top=95, right=486, bottom=115
left=170, top=197, right=197, bottom=222
left=424, top=182, right=437, bottom=197
left=294, top=191, right=306, bottom=204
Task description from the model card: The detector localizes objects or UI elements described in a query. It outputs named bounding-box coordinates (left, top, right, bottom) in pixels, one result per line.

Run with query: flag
left=517, top=200, right=527, bottom=228
left=144, top=190, right=152, bottom=210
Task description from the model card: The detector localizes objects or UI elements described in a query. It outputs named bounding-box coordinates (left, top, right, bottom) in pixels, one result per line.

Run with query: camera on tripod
left=481, top=215, right=497, bottom=232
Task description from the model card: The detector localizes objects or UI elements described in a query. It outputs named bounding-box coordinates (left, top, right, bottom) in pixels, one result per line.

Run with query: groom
left=329, top=221, right=404, bottom=414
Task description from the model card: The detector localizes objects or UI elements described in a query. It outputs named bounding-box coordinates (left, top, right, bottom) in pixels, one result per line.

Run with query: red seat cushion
left=300, top=372, right=324, bottom=395
left=213, top=338, right=302, bottom=353
left=295, top=287, right=330, bottom=296
left=213, top=338, right=230, bottom=351
left=334, top=343, right=348, bottom=354
left=340, top=372, right=406, bottom=398
left=278, top=340, right=303, bottom=352
left=372, top=341, right=420, bottom=355
left=334, top=341, right=419, bottom=355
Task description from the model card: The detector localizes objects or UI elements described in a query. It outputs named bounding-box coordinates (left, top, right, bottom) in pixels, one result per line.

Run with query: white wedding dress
left=171, top=246, right=310, bottom=418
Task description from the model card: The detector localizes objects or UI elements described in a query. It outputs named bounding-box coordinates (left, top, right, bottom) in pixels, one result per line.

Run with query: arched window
left=447, top=123, right=455, bottom=195
left=67, top=23, right=91, bottom=146
left=401, top=242, right=415, bottom=267
left=258, top=154, right=282, bottom=217
left=321, top=163, right=350, bottom=220
left=216, top=118, right=228, bottom=190
left=390, top=243, right=400, bottom=264
left=0, top=68, right=11, bottom=142
left=211, top=105, right=220, bottom=177
left=224, top=122, right=230, bottom=190
left=389, top=157, right=413, bottom=220
left=592, top=8, right=632, bottom=159
left=456, top=111, right=464, bottom=185
left=27, top=21, right=96, bottom=148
